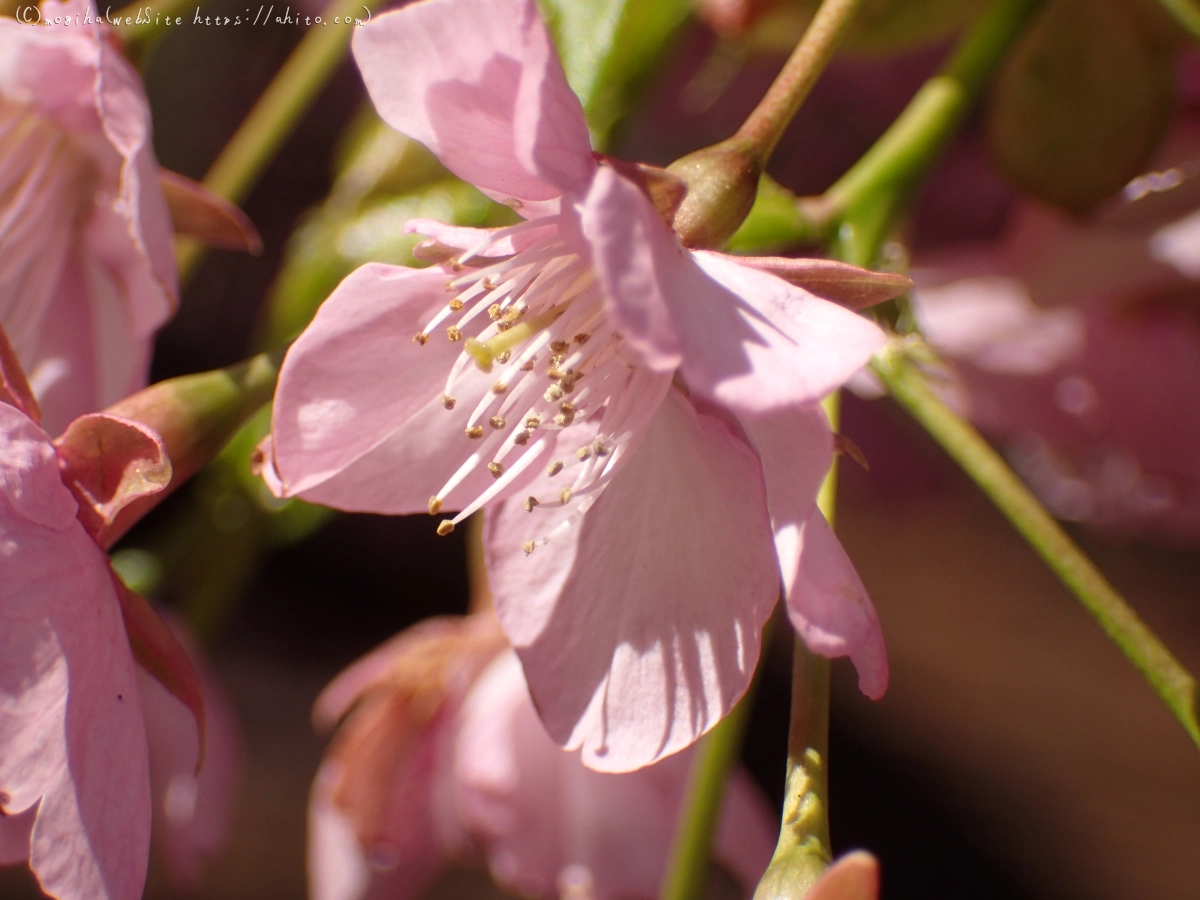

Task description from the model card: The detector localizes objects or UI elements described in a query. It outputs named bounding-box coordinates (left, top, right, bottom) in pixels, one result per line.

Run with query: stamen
left=442, top=394, right=457, bottom=410
left=559, top=488, right=573, bottom=504
left=489, top=416, right=506, bottom=430
left=545, top=384, right=564, bottom=402
left=413, top=333, right=429, bottom=345
left=523, top=496, right=539, bottom=512
left=446, top=325, right=463, bottom=342
left=465, top=426, right=484, bottom=439
left=548, top=461, right=564, bottom=476
left=487, top=462, right=504, bottom=478
left=491, top=383, right=507, bottom=395
left=436, top=521, right=455, bottom=536
left=427, top=497, right=443, bottom=515
left=523, top=541, right=535, bottom=555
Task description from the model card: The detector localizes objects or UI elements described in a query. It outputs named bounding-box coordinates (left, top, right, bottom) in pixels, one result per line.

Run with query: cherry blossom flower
left=911, top=120, right=1200, bottom=541
left=0, top=0, right=177, bottom=433
left=261, top=0, right=897, bottom=771
left=308, top=616, right=776, bottom=900
left=0, top=342, right=229, bottom=899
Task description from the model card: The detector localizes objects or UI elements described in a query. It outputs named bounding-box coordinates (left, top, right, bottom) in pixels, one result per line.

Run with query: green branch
left=873, top=347, right=1200, bottom=749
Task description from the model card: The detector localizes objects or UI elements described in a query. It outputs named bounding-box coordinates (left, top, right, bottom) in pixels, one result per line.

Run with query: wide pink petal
left=0, top=411, right=151, bottom=900
left=351, top=0, right=592, bottom=205
left=140, top=617, right=241, bottom=890
left=788, top=509, right=888, bottom=700
left=454, top=651, right=774, bottom=898
left=581, top=168, right=885, bottom=414
left=271, top=263, right=482, bottom=503
left=486, top=389, right=779, bottom=771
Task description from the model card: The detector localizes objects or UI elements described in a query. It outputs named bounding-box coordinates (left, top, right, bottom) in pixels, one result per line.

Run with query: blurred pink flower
left=0, top=354, right=231, bottom=899
left=911, top=122, right=1200, bottom=540
left=261, top=0, right=891, bottom=772
left=0, top=0, right=177, bottom=433
left=308, top=617, right=775, bottom=900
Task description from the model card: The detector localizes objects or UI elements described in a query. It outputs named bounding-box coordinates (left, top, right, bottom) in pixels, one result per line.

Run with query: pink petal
left=0, top=412, right=150, bottom=900
left=351, top=0, right=593, bottom=206
left=270, top=264, right=483, bottom=503
left=689, top=252, right=887, bottom=414
left=403, top=219, right=558, bottom=261
left=486, top=389, right=779, bottom=771
left=788, top=509, right=888, bottom=700
left=139, top=616, right=241, bottom=890
left=454, top=651, right=774, bottom=898
left=581, top=168, right=885, bottom=414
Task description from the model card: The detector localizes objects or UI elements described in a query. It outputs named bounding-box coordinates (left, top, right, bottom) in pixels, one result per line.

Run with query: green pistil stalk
left=465, top=307, right=566, bottom=372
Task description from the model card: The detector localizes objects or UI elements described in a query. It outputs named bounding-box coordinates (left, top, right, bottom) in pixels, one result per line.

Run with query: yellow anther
left=437, top=521, right=455, bottom=536
left=483, top=277, right=498, bottom=290
left=448, top=298, right=464, bottom=311
left=522, top=541, right=535, bottom=555
left=514, top=431, right=531, bottom=445
left=489, top=416, right=506, bottom=430
left=442, top=394, right=457, bottom=410
left=523, top=496, right=539, bottom=512
left=548, top=460, right=564, bottom=476
left=545, top=384, right=565, bottom=402
left=576, top=446, right=591, bottom=461
left=488, top=303, right=502, bottom=320
left=559, top=488, right=573, bottom=504
left=594, top=440, right=610, bottom=457
left=496, top=351, right=512, bottom=364
left=521, top=359, right=536, bottom=372
left=446, top=325, right=463, bottom=342
left=574, top=333, right=590, bottom=344
left=413, top=332, right=429, bottom=345
left=427, top=496, right=443, bottom=515
left=491, top=382, right=507, bottom=395
left=465, top=425, right=485, bottom=439
left=550, top=340, right=570, bottom=353
left=524, top=415, right=542, bottom=429
left=488, top=461, right=504, bottom=477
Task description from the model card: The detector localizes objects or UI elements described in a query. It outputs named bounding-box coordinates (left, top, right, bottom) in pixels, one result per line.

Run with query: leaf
left=987, top=0, right=1175, bottom=214
left=536, top=0, right=691, bottom=144
left=54, top=414, right=172, bottom=549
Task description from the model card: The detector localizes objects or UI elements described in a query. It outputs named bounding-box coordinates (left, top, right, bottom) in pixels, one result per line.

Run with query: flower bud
left=668, top=137, right=763, bottom=248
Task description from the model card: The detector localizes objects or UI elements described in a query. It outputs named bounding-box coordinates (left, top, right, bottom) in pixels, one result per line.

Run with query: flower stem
left=752, top=393, right=841, bottom=899
left=176, top=0, right=380, bottom=282
left=735, top=0, right=868, bottom=168
left=873, top=347, right=1200, bottom=750
left=822, top=0, right=1044, bottom=264
left=669, top=0, right=865, bottom=248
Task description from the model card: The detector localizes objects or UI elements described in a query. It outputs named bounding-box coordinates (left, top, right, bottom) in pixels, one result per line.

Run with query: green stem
left=1157, top=0, right=1200, bottom=41
left=177, top=0, right=380, bottom=282
left=873, top=348, right=1200, bottom=749
left=658, top=685, right=759, bottom=900
left=823, top=0, right=1043, bottom=262
left=735, top=0, right=867, bottom=167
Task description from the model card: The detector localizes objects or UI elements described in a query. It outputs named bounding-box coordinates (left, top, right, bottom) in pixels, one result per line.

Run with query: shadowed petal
left=351, top=0, right=592, bottom=206
left=0, top=806, right=34, bottom=866
left=454, top=651, right=774, bottom=897
left=486, top=389, right=778, bottom=771
left=582, top=168, right=885, bottom=415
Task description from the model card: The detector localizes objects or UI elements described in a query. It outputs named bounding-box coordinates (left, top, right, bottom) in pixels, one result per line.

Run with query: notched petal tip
left=159, top=170, right=264, bottom=255
left=55, top=414, right=172, bottom=548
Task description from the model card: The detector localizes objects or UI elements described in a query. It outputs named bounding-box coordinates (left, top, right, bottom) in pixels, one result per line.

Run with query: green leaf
left=987, top=0, right=1175, bottom=213
left=537, top=0, right=691, bottom=145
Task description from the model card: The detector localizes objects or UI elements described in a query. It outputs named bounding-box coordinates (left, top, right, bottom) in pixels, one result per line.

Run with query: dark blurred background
left=2, top=3, right=1198, bottom=898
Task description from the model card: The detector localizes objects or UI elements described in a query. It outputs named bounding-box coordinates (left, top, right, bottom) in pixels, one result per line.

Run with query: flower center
left=411, top=217, right=665, bottom=546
